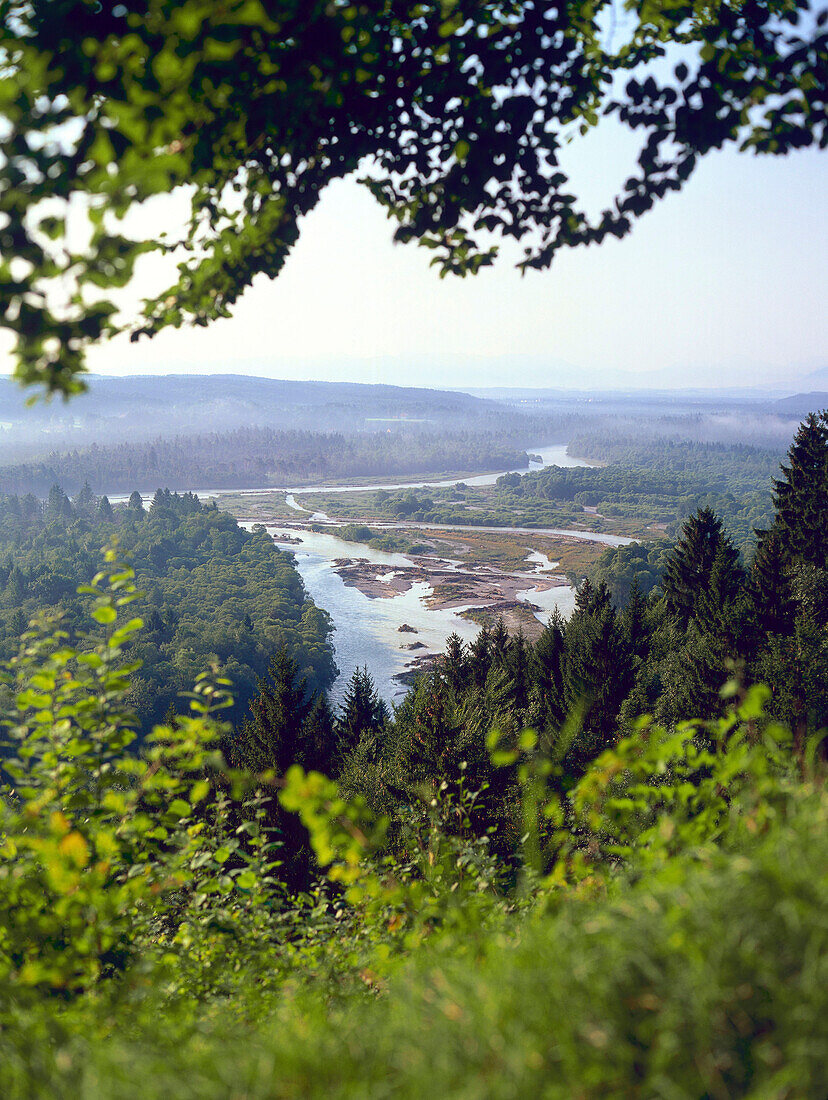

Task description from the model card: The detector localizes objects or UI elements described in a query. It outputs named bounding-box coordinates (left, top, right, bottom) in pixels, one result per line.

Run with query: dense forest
left=0, top=411, right=825, bottom=1097
left=0, top=488, right=336, bottom=731
left=0, top=428, right=540, bottom=496
left=0, top=0, right=825, bottom=1093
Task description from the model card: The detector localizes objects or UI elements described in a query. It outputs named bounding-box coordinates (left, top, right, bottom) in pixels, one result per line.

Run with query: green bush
left=0, top=555, right=824, bottom=1098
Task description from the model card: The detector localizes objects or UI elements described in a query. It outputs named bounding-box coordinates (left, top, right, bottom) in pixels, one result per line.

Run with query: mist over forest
left=0, top=0, right=825, bottom=1095
left=0, top=373, right=821, bottom=495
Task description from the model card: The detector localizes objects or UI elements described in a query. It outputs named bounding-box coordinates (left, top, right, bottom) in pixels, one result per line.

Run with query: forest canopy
left=0, top=0, right=825, bottom=392
left=0, top=488, right=336, bottom=730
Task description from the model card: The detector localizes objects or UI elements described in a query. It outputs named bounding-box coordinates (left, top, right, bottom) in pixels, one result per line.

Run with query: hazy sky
left=3, top=119, right=826, bottom=392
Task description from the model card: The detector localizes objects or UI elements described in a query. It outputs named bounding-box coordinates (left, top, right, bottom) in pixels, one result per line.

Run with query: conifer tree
left=771, top=410, right=828, bottom=569
left=750, top=532, right=797, bottom=637
left=564, top=594, right=632, bottom=765
left=694, top=542, right=746, bottom=640
left=338, top=666, right=388, bottom=758
left=441, top=632, right=469, bottom=695
left=6, top=565, right=25, bottom=604
left=231, top=649, right=323, bottom=892
left=620, top=576, right=651, bottom=662
left=531, top=611, right=567, bottom=731
left=302, top=695, right=338, bottom=775
left=490, top=617, right=510, bottom=660
left=506, top=631, right=531, bottom=713
left=574, top=577, right=594, bottom=614
left=468, top=626, right=492, bottom=691
left=45, top=484, right=71, bottom=523
left=98, top=495, right=114, bottom=522
left=73, top=480, right=96, bottom=516
left=662, top=508, right=739, bottom=627
left=401, top=673, right=465, bottom=788
left=235, top=648, right=312, bottom=775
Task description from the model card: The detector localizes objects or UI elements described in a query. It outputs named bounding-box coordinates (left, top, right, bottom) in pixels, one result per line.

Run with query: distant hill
left=775, top=392, right=828, bottom=416
left=0, top=374, right=527, bottom=461
left=798, top=366, right=828, bottom=391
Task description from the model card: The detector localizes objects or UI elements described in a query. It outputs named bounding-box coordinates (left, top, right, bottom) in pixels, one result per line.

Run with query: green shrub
left=0, top=554, right=824, bottom=1099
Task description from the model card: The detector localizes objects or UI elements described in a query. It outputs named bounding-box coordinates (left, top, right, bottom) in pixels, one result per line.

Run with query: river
left=114, top=442, right=619, bottom=706
left=236, top=442, right=615, bottom=704
left=108, top=443, right=589, bottom=506
left=240, top=523, right=579, bottom=706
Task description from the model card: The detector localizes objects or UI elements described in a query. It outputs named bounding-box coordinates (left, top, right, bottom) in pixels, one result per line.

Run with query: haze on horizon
left=2, top=125, right=825, bottom=394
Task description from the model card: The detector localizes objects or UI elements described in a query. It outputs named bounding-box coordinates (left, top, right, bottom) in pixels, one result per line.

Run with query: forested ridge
left=0, top=412, right=826, bottom=1097
left=0, top=427, right=537, bottom=495
left=0, top=487, right=336, bottom=731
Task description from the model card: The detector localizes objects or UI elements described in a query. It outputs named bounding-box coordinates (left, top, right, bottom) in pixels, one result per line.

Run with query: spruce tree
left=73, top=480, right=96, bottom=516
left=402, top=673, right=463, bottom=788
left=620, top=576, right=651, bottom=662
left=574, top=577, right=594, bottom=614
left=749, top=531, right=797, bottom=637
left=694, top=542, right=746, bottom=639
left=468, top=626, right=492, bottom=691
left=98, top=495, right=114, bottom=522
left=662, top=508, right=737, bottom=627
left=506, top=631, right=531, bottom=713
left=531, top=610, right=567, bottom=730
left=771, top=410, right=828, bottom=570
left=490, top=617, right=510, bottom=660
left=338, top=666, right=388, bottom=758
left=303, top=695, right=338, bottom=774
left=6, top=565, right=25, bottom=604
left=233, top=650, right=320, bottom=893
left=45, top=484, right=71, bottom=523
left=235, top=648, right=312, bottom=774
left=441, top=632, right=469, bottom=695
left=564, top=595, right=631, bottom=766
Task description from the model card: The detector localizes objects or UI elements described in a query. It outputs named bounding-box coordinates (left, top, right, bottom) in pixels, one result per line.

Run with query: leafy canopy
left=0, top=0, right=825, bottom=394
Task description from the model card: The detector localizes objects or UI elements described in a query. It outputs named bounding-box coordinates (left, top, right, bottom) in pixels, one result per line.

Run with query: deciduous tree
left=0, top=0, right=824, bottom=393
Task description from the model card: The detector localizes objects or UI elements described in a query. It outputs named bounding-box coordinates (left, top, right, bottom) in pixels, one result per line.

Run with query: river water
left=240, top=524, right=579, bottom=706
left=109, top=443, right=589, bottom=506
left=114, top=443, right=621, bottom=706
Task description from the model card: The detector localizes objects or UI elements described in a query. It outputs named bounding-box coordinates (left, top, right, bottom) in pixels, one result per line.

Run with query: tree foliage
left=771, top=409, right=828, bottom=570
left=1, top=0, right=825, bottom=393
left=0, top=489, right=336, bottom=730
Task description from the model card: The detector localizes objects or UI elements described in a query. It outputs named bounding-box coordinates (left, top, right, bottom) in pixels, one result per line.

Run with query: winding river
left=114, top=443, right=627, bottom=705
left=238, top=444, right=620, bottom=704
left=239, top=523, right=579, bottom=706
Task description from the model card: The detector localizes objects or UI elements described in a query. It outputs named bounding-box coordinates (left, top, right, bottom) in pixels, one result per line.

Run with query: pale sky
left=3, top=119, right=826, bottom=392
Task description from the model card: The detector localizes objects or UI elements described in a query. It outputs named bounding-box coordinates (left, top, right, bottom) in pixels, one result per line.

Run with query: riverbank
left=331, top=554, right=566, bottom=611
left=224, top=444, right=615, bottom=702
left=239, top=522, right=579, bottom=701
